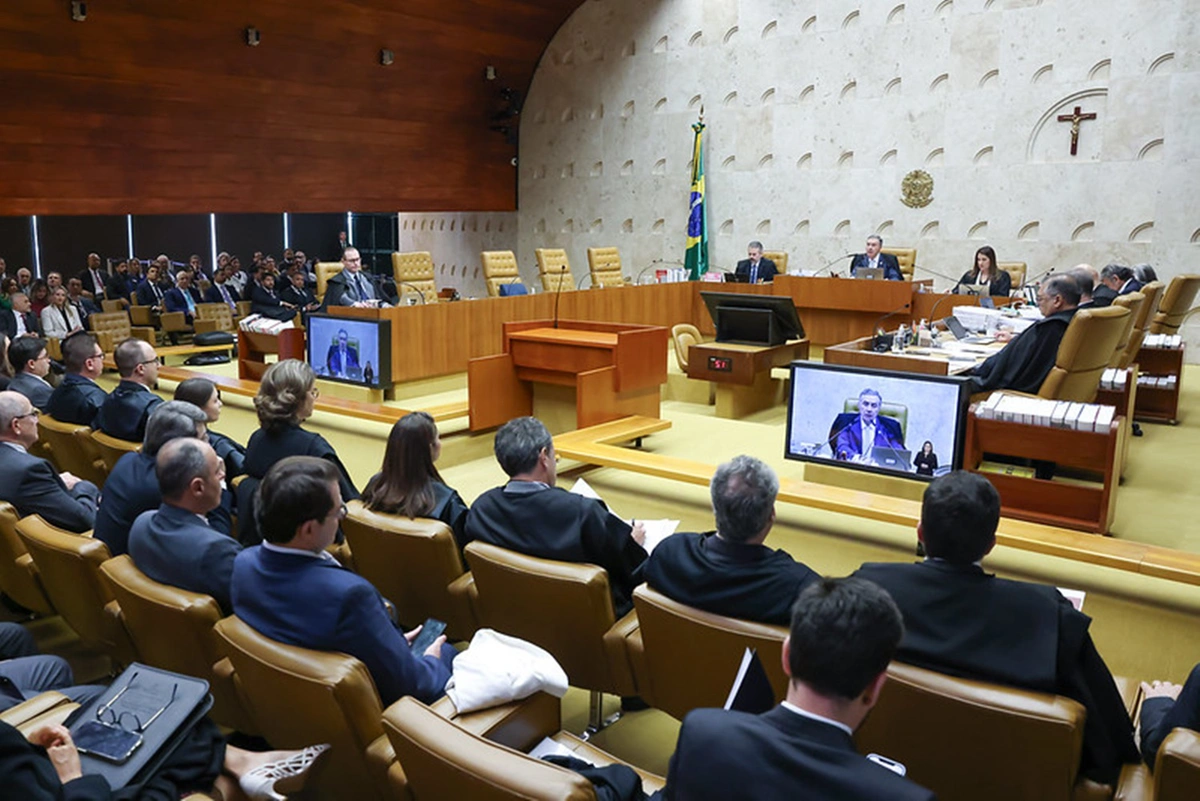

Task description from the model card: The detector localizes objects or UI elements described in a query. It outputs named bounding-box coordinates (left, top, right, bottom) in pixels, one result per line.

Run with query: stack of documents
left=974, top=393, right=1116, bottom=432
left=1142, top=333, right=1183, bottom=349
left=1099, top=368, right=1129, bottom=391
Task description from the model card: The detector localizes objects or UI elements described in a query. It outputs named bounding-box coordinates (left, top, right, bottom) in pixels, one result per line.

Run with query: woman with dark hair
left=0, top=333, right=11, bottom=390
left=913, top=440, right=938, bottom=476
left=28, top=280, right=51, bottom=316
left=0, top=277, right=17, bottom=311
left=174, top=376, right=246, bottom=477
left=958, top=246, right=1011, bottom=297
left=362, top=412, right=469, bottom=547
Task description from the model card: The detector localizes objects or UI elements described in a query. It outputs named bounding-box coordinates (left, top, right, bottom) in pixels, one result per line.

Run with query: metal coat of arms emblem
left=901, top=169, right=934, bottom=208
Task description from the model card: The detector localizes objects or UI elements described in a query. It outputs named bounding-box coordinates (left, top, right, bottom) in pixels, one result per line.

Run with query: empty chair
left=90, top=429, right=142, bottom=474
left=87, top=311, right=155, bottom=354
left=585, top=247, right=626, bottom=287
left=392, top=251, right=439, bottom=304
left=481, top=251, right=523, bottom=297
left=998, top=261, right=1028, bottom=290
left=670, top=323, right=703, bottom=373
left=535, top=248, right=577, bottom=292
left=1110, top=292, right=1147, bottom=368
left=762, top=250, right=789, bottom=275
left=34, top=414, right=107, bottom=486
left=882, top=247, right=917, bottom=281
left=1148, top=274, right=1200, bottom=335
left=193, top=302, right=235, bottom=334
left=0, top=502, right=54, bottom=616
left=1121, top=280, right=1165, bottom=360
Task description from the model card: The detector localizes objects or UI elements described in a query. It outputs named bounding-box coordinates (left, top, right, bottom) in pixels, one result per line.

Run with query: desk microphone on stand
left=394, top=281, right=429, bottom=305
left=551, top=266, right=570, bottom=329
left=871, top=301, right=914, bottom=352
left=810, top=252, right=855, bottom=278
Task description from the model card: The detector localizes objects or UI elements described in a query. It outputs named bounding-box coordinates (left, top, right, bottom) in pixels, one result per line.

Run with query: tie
left=183, top=289, right=195, bottom=314
left=154, top=285, right=163, bottom=303
left=93, top=270, right=105, bottom=298
left=220, top=285, right=233, bottom=309
left=863, top=422, right=875, bottom=461
left=15, top=312, right=26, bottom=336
left=750, top=263, right=758, bottom=284
left=356, top=273, right=370, bottom=301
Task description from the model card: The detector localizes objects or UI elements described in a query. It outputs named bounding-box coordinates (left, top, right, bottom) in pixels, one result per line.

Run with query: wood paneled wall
left=0, top=0, right=581, bottom=216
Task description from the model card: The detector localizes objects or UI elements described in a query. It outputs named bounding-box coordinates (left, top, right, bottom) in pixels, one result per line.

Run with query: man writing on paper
left=829, top=388, right=905, bottom=463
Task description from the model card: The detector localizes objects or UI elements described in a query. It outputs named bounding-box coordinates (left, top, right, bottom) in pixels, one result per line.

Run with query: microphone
left=809, top=252, right=855, bottom=278
left=395, top=281, right=428, bottom=305
left=577, top=272, right=596, bottom=290
left=551, top=266, right=569, bottom=329
left=1026, top=266, right=1056, bottom=287
left=809, top=413, right=867, bottom=460
left=871, top=300, right=913, bottom=352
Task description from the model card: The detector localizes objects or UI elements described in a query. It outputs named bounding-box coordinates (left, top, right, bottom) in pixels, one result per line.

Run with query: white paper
left=637, top=519, right=680, bottom=554
left=1057, top=587, right=1086, bottom=612
left=528, top=736, right=576, bottom=760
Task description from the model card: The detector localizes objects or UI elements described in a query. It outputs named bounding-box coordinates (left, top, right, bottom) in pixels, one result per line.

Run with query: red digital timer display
left=708, top=356, right=733, bottom=372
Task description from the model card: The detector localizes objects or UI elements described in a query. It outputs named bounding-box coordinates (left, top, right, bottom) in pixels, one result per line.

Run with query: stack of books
left=1142, top=333, right=1183, bottom=349
left=1099, top=368, right=1129, bottom=391
left=974, top=392, right=1117, bottom=432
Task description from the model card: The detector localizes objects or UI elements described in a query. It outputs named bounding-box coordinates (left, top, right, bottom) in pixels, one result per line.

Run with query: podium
left=467, top=319, right=668, bottom=432
left=687, top=340, right=809, bottom=418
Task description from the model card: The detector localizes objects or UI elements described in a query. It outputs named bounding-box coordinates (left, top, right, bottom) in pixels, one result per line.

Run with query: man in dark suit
left=847, top=235, right=903, bottom=280
left=95, top=401, right=232, bottom=557
left=646, top=455, right=817, bottom=626
left=5, top=337, right=53, bottom=411
left=163, top=270, right=203, bottom=324
left=249, top=273, right=297, bottom=322
left=464, top=416, right=648, bottom=616
left=129, top=438, right=241, bottom=614
left=0, top=622, right=104, bottom=714
left=1138, top=663, right=1200, bottom=768
left=325, top=328, right=360, bottom=378
left=93, top=337, right=164, bottom=442
left=46, top=334, right=107, bottom=426
left=830, top=388, right=905, bottom=463
left=1096, top=263, right=1142, bottom=306
left=0, top=291, right=41, bottom=340
left=232, top=456, right=454, bottom=706
left=0, top=390, right=100, bottom=533
left=203, top=266, right=241, bottom=313
left=853, top=471, right=1139, bottom=785
left=321, top=247, right=382, bottom=308
left=657, top=577, right=934, bottom=801
left=1068, top=265, right=1100, bottom=308
left=282, top=270, right=320, bottom=320
left=135, top=262, right=169, bottom=312
left=65, top=277, right=99, bottom=325
left=103, top=259, right=132, bottom=309
left=733, top=241, right=778, bottom=284
left=78, top=252, right=109, bottom=301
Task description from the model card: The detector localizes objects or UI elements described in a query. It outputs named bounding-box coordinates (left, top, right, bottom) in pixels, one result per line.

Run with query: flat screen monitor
left=784, top=362, right=969, bottom=481
left=700, top=291, right=804, bottom=345
left=306, top=314, right=392, bottom=388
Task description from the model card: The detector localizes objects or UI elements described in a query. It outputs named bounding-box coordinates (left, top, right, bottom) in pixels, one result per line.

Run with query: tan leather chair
left=1115, top=728, right=1200, bottom=801
left=193, top=302, right=235, bottom=334
left=854, top=661, right=1090, bottom=801
left=100, top=299, right=125, bottom=314
left=15, top=516, right=135, bottom=666
left=315, top=261, right=344, bottom=301
left=384, top=696, right=666, bottom=801
left=1148, top=274, right=1200, bottom=335
left=631, top=585, right=788, bottom=720
left=129, top=291, right=156, bottom=328
left=882, top=247, right=917, bottom=281
left=535, top=248, right=576, bottom=292
left=87, top=311, right=155, bottom=354
left=235, top=299, right=252, bottom=320
left=762, top=250, right=789, bottom=275
left=999, top=261, right=1028, bottom=290
left=0, top=503, right=55, bottom=616
left=463, top=542, right=638, bottom=732
left=1036, top=306, right=1131, bottom=402
left=670, top=323, right=703, bottom=372
left=36, top=416, right=107, bottom=486
left=1110, top=292, right=1147, bottom=369
left=481, top=250, right=522, bottom=297
left=1122, top=280, right=1165, bottom=362
left=99, top=555, right=257, bottom=734
left=341, top=501, right=478, bottom=641
left=586, top=247, right=626, bottom=287
left=392, top=251, right=439, bottom=304
left=90, top=429, right=142, bottom=473
left=213, top=615, right=395, bottom=801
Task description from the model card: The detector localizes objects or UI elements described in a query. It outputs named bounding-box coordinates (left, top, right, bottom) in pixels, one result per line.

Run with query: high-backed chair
left=392, top=251, right=439, bottom=304
left=35, top=415, right=104, bottom=486
left=1115, top=728, right=1200, bottom=801
left=1036, top=306, right=1131, bottom=402
left=831, top=398, right=909, bottom=442
left=481, top=250, right=522, bottom=297
left=670, top=323, right=703, bottom=372
left=631, top=585, right=788, bottom=720
left=1148, top=274, right=1200, bottom=335
left=193, top=302, right=235, bottom=334
left=1123, top=280, right=1165, bottom=360
left=999, top=261, right=1028, bottom=290
left=463, top=542, right=638, bottom=732
left=15, top=516, right=135, bottom=666
left=129, top=291, right=156, bottom=328
left=586, top=247, right=626, bottom=287
left=1110, top=292, right=1147, bottom=368
left=384, top=696, right=666, bottom=801
left=341, top=501, right=477, bottom=641
left=0, top=503, right=55, bottom=616
left=762, top=250, right=789, bottom=275
left=535, top=248, right=576, bottom=292
left=90, top=429, right=142, bottom=473
left=315, top=261, right=344, bottom=301
left=99, top=555, right=257, bottom=734
left=882, top=247, right=917, bottom=281
left=854, top=661, right=1089, bottom=801
left=87, top=311, right=155, bottom=354
left=100, top=299, right=125, bottom=314
left=213, top=616, right=395, bottom=801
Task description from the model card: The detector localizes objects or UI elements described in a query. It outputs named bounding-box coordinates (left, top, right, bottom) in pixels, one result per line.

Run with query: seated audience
left=232, top=456, right=453, bottom=705
left=1139, top=663, right=1200, bottom=768
left=958, top=245, right=1011, bottom=296
left=0, top=276, right=15, bottom=311
left=464, top=416, right=647, bottom=616
left=1, top=621, right=103, bottom=713
left=103, top=259, right=132, bottom=308
left=92, top=337, right=164, bottom=442
left=175, top=376, right=245, bottom=477
left=362, top=412, right=469, bottom=547
left=0, top=333, right=10, bottom=390
left=281, top=269, right=319, bottom=319
left=39, top=286, right=83, bottom=339
left=965, top=275, right=1079, bottom=395
left=27, top=280, right=50, bottom=317
left=65, top=277, right=99, bottom=324
left=94, top=401, right=232, bottom=556
left=0, top=390, right=99, bottom=533
left=45, top=333, right=107, bottom=426
left=129, top=439, right=241, bottom=614
left=853, top=471, right=1138, bottom=785
left=657, top=578, right=934, bottom=800
left=16, top=267, right=32, bottom=292
left=164, top=269, right=202, bottom=325
left=78, top=252, right=108, bottom=301
left=646, top=455, right=817, bottom=625
left=6, top=336, right=53, bottom=411
left=204, top=265, right=241, bottom=312
left=249, top=272, right=297, bottom=322
left=0, top=291, right=40, bottom=339
left=135, top=261, right=168, bottom=311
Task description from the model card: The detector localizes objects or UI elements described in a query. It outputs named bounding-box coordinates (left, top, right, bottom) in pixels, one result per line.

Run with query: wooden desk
left=686, top=340, right=809, bottom=418
left=823, top=336, right=995, bottom=376
left=467, top=319, right=668, bottom=432
left=772, top=276, right=914, bottom=346
left=237, top=328, right=305, bottom=381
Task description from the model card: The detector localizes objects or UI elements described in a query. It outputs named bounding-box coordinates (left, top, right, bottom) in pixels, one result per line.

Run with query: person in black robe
left=852, top=472, right=1138, bottom=786
left=645, top=455, right=817, bottom=626
left=463, top=417, right=646, bottom=616
left=965, top=274, right=1079, bottom=395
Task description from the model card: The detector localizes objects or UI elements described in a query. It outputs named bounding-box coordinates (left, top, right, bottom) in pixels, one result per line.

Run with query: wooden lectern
left=238, top=328, right=305, bottom=381
left=467, top=319, right=668, bottom=432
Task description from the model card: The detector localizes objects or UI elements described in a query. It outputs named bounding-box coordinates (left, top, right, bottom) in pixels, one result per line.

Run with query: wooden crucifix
left=1057, top=105, right=1097, bottom=156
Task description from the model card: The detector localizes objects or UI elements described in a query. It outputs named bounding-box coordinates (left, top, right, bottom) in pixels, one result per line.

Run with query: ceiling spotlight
left=245, top=27, right=261, bottom=47
left=380, top=49, right=394, bottom=66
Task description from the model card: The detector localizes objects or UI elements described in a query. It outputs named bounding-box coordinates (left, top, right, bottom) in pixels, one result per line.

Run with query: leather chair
left=999, top=261, right=1028, bottom=290
left=670, top=323, right=702, bottom=372
left=762, top=250, right=789, bottom=275
left=841, top=397, right=909, bottom=441
left=129, top=291, right=156, bottom=328
left=0, top=502, right=55, bottom=616
left=1114, top=728, right=1200, bottom=801
left=36, top=415, right=107, bottom=486
left=854, top=661, right=1092, bottom=801
left=1110, top=292, right=1147, bottom=369
left=630, top=585, right=789, bottom=720
left=535, top=248, right=576, bottom=292
left=463, top=542, right=638, bottom=732
left=340, top=500, right=478, bottom=641
left=1121, top=280, right=1165, bottom=363
left=315, top=261, right=344, bottom=302
left=193, top=302, right=235, bottom=334
left=100, top=299, right=125, bottom=314
left=481, top=250, right=523, bottom=297
left=99, top=555, right=257, bottom=734
left=586, top=247, right=626, bottom=287
left=90, top=429, right=142, bottom=473
left=882, top=247, right=917, bottom=281
left=1148, top=274, right=1200, bottom=335
left=213, top=615, right=396, bottom=801
left=383, top=695, right=666, bottom=801
left=87, top=311, right=155, bottom=354
left=1036, top=306, right=1131, bottom=402
left=391, top=251, right=439, bottom=304
left=15, top=515, right=135, bottom=666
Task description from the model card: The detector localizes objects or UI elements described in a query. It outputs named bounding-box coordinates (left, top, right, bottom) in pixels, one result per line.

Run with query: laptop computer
left=872, top=447, right=912, bottom=471
left=855, top=267, right=885, bottom=280
left=942, top=316, right=994, bottom=344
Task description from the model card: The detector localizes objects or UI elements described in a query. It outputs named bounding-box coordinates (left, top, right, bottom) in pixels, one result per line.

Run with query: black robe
left=966, top=308, right=1076, bottom=395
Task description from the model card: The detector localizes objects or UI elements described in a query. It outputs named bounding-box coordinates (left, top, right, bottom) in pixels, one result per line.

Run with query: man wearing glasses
left=45, top=333, right=109, bottom=426
left=93, top=338, right=164, bottom=442
left=5, top=336, right=53, bottom=411
left=322, top=247, right=388, bottom=309
left=0, top=390, right=101, bottom=532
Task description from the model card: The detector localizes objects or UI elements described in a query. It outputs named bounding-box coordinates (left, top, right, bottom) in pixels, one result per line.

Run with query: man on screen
left=830, top=388, right=905, bottom=463
left=326, top=329, right=360, bottom=378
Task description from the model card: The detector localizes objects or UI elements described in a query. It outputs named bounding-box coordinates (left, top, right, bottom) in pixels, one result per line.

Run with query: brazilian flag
left=684, top=119, right=707, bottom=280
